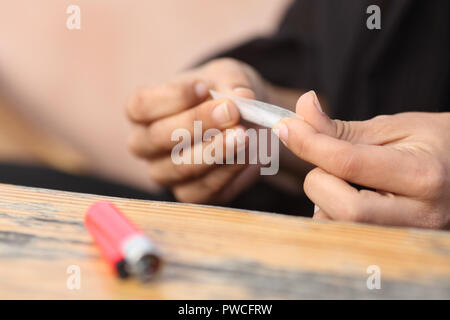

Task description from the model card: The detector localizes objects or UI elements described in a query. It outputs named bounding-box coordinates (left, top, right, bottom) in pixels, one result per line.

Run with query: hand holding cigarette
left=274, top=91, right=450, bottom=229
left=126, top=58, right=266, bottom=204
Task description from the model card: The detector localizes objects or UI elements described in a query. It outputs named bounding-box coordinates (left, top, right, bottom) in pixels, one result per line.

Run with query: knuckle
left=145, top=121, right=158, bottom=138
left=334, top=120, right=359, bottom=142
left=173, top=186, right=207, bottom=204
left=127, top=130, right=148, bottom=157
left=127, top=133, right=140, bottom=155
left=173, top=162, right=197, bottom=180
left=201, top=176, right=225, bottom=196
left=303, top=169, right=320, bottom=196
left=146, top=121, right=167, bottom=147
left=148, top=165, right=167, bottom=185
left=129, top=124, right=163, bottom=158
left=420, top=160, right=447, bottom=199
left=334, top=147, right=361, bottom=180
left=342, top=198, right=366, bottom=223
left=424, top=213, right=447, bottom=229
left=371, top=114, right=391, bottom=123
left=418, top=205, right=448, bottom=229
left=291, top=132, right=311, bottom=159
left=333, top=120, right=347, bottom=140
left=172, top=187, right=191, bottom=203
left=126, top=88, right=148, bottom=121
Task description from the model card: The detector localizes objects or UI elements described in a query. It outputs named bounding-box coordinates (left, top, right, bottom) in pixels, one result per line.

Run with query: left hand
left=273, top=91, right=450, bottom=229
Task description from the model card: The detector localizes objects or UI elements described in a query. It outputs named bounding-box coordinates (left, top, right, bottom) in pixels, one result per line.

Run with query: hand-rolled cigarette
left=209, top=90, right=298, bottom=128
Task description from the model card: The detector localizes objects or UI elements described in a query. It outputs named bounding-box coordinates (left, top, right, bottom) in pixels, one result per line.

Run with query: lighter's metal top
left=121, top=233, right=161, bottom=282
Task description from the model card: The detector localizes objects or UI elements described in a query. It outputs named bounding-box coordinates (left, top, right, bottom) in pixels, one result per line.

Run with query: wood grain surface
left=0, top=183, right=449, bottom=299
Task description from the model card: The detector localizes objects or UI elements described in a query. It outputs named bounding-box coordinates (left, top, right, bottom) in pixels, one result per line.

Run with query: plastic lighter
left=84, top=201, right=161, bottom=281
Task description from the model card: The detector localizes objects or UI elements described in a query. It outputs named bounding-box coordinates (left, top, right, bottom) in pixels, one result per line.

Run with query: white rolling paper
left=209, top=90, right=298, bottom=128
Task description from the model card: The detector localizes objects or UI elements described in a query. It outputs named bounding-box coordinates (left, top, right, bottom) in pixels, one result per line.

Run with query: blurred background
left=0, top=0, right=291, bottom=192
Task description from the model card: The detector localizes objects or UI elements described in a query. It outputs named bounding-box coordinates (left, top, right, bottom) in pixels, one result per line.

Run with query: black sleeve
left=197, top=0, right=319, bottom=91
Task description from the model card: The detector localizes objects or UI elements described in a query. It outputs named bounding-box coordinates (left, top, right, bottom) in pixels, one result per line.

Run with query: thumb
left=295, top=91, right=376, bottom=145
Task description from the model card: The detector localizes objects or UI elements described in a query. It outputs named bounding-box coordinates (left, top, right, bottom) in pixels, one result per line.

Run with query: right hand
left=126, top=58, right=265, bottom=204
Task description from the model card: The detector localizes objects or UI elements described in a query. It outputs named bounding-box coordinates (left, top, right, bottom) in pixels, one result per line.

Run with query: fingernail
left=314, top=205, right=320, bottom=214
left=311, top=91, right=324, bottom=114
left=212, top=102, right=231, bottom=125
left=272, top=121, right=288, bottom=143
left=233, top=87, right=255, bottom=99
left=194, top=82, right=208, bottom=98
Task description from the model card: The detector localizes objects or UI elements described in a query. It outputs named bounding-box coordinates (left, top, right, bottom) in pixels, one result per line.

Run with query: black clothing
left=211, top=0, right=449, bottom=119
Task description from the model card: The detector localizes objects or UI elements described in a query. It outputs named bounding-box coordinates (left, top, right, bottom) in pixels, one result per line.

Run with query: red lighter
left=84, top=201, right=161, bottom=281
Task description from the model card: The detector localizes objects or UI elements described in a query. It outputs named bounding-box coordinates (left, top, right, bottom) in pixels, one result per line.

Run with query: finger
left=129, top=98, right=240, bottom=159
left=218, top=87, right=260, bottom=129
left=203, top=59, right=254, bottom=95
left=126, top=73, right=210, bottom=124
left=230, top=87, right=255, bottom=99
left=312, top=208, right=332, bottom=221
left=312, top=204, right=332, bottom=220
left=294, top=91, right=405, bottom=145
left=172, top=162, right=248, bottom=204
left=273, top=116, right=426, bottom=196
left=304, top=167, right=430, bottom=227
left=148, top=126, right=248, bottom=185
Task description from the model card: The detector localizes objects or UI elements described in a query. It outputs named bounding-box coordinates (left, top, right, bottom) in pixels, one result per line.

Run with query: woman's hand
left=274, top=91, right=450, bottom=229
left=126, top=58, right=265, bottom=204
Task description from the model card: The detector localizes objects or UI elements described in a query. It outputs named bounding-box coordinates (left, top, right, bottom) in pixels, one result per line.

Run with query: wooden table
left=0, top=183, right=449, bottom=299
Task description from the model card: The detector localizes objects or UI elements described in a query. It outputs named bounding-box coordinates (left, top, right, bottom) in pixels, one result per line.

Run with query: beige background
left=0, top=0, right=290, bottom=190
